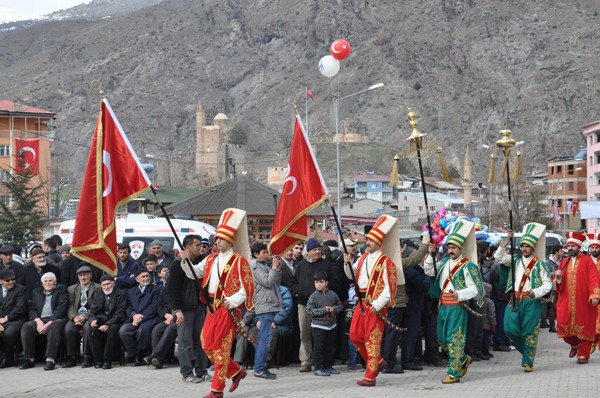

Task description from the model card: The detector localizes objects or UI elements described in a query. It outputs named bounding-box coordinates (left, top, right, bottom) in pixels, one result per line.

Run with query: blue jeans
left=347, top=339, right=358, bottom=367
left=254, top=312, right=276, bottom=373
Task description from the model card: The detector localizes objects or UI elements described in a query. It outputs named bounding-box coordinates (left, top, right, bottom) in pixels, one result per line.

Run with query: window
left=568, top=182, right=574, bottom=191
left=596, top=131, right=600, bottom=144
left=557, top=199, right=562, bottom=207
left=370, top=183, right=377, bottom=189
left=403, top=195, right=407, bottom=201
left=550, top=166, right=554, bottom=175
left=0, top=196, right=9, bottom=206
left=568, top=164, right=574, bottom=175
left=417, top=206, right=424, bottom=212
left=0, top=170, right=10, bottom=181
left=0, top=145, right=9, bottom=157
left=403, top=206, right=409, bottom=211
left=429, top=205, right=436, bottom=212
left=349, top=204, right=354, bottom=209
left=556, top=165, right=562, bottom=173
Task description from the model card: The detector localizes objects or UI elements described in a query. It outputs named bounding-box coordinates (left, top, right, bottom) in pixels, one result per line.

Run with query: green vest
left=502, top=255, right=550, bottom=293
left=428, top=256, right=484, bottom=307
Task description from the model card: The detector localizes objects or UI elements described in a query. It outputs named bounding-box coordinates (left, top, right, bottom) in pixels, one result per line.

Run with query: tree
left=229, top=123, right=248, bottom=145
left=0, top=171, right=46, bottom=247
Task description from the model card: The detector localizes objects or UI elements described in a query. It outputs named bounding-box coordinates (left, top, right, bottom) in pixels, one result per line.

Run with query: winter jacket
left=306, top=288, right=342, bottom=329
left=250, top=259, right=282, bottom=315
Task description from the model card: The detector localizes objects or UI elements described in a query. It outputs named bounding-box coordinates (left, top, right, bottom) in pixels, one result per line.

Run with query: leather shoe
left=151, top=357, right=163, bottom=369
left=577, top=357, right=589, bottom=364
left=94, top=361, right=103, bottom=369
left=549, top=326, right=557, bottom=333
left=143, top=354, right=154, bottom=366
left=376, top=359, right=387, bottom=374
left=81, top=355, right=93, bottom=368
left=402, top=363, right=423, bottom=371
left=202, top=393, right=223, bottom=398
left=357, top=378, right=376, bottom=387
left=459, top=356, right=472, bottom=378
left=229, top=368, right=247, bottom=392
left=523, top=364, right=533, bottom=372
left=0, top=358, right=14, bottom=369
left=569, top=347, right=579, bottom=358
left=102, top=361, right=112, bottom=370
left=62, top=356, right=77, bottom=368
left=299, top=364, right=311, bottom=372
left=19, top=359, right=34, bottom=370
left=381, top=367, right=404, bottom=374
left=43, top=361, right=56, bottom=371
left=130, top=356, right=144, bottom=366
left=442, top=375, right=460, bottom=384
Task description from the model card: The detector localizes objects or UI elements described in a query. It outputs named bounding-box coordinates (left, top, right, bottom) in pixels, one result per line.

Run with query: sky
left=0, top=0, right=92, bottom=16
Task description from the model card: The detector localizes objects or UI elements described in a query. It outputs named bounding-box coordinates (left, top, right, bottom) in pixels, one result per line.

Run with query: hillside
left=1, top=0, right=599, bottom=189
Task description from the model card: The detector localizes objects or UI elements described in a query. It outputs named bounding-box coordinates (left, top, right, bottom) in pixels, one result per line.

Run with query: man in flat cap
left=21, top=247, right=61, bottom=298
left=0, top=245, right=24, bottom=285
left=0, top=269, right=28, bottom=368
left=63, top=265, right=101, bottom=368
left=119, top=268, right=160, bottom=365
left=88, top=274, right=127, bottom=369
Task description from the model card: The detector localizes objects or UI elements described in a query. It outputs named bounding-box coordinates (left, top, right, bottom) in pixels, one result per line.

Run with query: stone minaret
left=462, top=145, right=472, bottom=209
left=195, top=101, right=224, bottom=185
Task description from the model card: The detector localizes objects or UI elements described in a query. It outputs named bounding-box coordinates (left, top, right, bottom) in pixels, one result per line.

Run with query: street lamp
left=334, top=82, right=385, bottom=236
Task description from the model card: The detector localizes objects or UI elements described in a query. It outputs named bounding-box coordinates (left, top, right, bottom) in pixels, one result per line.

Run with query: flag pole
left=328, top=199, right=366, bottom=315
left=305, top=88, right=309, bottom=138
left=496, top=130, right=517, bottom=311
left=150, top=185, right=213, bottom=314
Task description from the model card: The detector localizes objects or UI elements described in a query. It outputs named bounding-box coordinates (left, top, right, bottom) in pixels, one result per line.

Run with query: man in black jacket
left=0, top=245, right=24, bottom=285
left=166, top=234, right=210, bottom=383
left=19, top=272, right=68, bottom=370
left=294, top=238, right=339, bottom=372
left=21, top=247, right=61, bottom=298
left=88, top=275, right=127, bottom=369
left=0, top=269, right=28, bottom=368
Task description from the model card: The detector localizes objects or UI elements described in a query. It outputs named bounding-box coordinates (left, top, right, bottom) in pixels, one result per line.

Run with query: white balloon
left=318, top=55, right=340, bottom=78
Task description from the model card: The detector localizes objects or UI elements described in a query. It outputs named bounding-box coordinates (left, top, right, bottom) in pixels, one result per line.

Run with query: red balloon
left=330, top=39, right=351, bottom=60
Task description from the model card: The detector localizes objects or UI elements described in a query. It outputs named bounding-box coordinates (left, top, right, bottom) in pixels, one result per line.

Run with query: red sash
left=515, top=256, right=539, bottom=302
left=356, top=253, right=386, bottom=301
left=202, top=253, right=238, bottom=310
left=441, top=257, right=468, bottom=293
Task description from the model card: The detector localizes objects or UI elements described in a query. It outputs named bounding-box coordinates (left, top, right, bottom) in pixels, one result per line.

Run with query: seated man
left=144, top=281, right=177, bottom=369
left=21, top=247, right=61, bottom=298
left=119, top=268, right=160, bottom=365
left=143, top=254, right=162, bottom=287
left=19, top=272, right=68, bottom=370
left=63, top=265, right=100, bottom=368
left=0, top=269, right=28, bottom=368
left=115, top=243, right=140, bottom=291
left=88, top=275, right=127, bottom=370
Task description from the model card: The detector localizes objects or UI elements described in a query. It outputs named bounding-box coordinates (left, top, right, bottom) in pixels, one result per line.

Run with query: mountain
left=1, top=0, right=600, bottom=189
left=0, top=7, right=40, bottom=24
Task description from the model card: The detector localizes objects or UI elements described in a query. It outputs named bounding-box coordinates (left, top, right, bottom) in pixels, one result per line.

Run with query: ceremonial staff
left=496, top=130, right=521, bottom=311
left=395, top=111, right=453, bottom=277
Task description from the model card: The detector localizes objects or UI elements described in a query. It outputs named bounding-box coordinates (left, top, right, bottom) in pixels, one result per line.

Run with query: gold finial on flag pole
left=91, top=80, right=104, bottom=100
left=288, top=96, right=299, bottom=117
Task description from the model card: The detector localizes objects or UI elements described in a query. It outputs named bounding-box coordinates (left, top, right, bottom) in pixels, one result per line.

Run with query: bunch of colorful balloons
left=319, top=39, right=352, bottom=78
left=423, top=208, right=491, bottom=248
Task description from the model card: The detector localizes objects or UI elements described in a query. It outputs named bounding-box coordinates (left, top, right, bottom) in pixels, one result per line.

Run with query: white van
left=492, top=232, right=565, bottom=258
left=59, top=214, right=216, bottom=260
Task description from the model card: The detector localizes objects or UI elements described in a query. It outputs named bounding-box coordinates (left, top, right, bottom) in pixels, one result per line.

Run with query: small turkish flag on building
left=71, top=98, right=151, bottom=275
left=14, top=138, right=40, bottom=176
left=306, top=87, right=314, bottom=100
left=268, top=115, right=328, bottom=255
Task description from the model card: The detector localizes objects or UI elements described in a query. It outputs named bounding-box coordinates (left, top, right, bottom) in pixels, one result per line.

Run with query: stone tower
left=196, top=102, right=227, bottom=186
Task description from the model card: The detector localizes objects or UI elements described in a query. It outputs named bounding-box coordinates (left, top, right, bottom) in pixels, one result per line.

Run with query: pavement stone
left=3, top=329, right=600, bottom=398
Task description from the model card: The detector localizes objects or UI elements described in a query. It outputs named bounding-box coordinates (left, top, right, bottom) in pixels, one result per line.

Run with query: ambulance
left=58, top=214, right=216, bottom=260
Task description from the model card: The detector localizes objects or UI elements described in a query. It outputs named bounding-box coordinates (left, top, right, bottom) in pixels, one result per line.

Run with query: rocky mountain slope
left=1, top=0, right=599, bottom=188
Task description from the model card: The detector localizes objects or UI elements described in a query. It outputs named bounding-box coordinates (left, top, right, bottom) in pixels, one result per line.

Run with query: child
left=346, top=283, right=361, bottom=371
left=481, top=282, right=496, bottom=359
left=306, top=271, right=343, bottom=376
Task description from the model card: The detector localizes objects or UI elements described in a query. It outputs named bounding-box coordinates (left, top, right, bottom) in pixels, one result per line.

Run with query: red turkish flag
left=306, top=87, right=314, bottom=100
left=71, top=99, right=151, bottom=275
left=572, top=201, right=579, bottom=217
left=268, top=115, right=328, bottom=255
left=14, top=138, right=40, bottom=176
